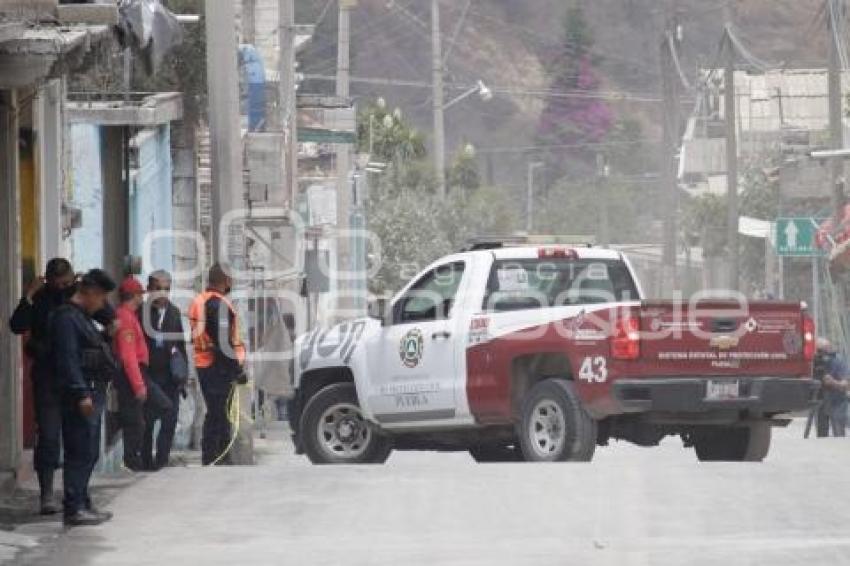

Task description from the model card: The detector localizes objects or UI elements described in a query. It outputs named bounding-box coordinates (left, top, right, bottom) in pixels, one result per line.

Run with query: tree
left=535, top=177, right=647, bottom=245
left=536, top=4, right=614, bottom=176
left=367, top=192, right=454, bottom=295
left=356, top=102, right=427, bottom=167
left=681, top=155, right=782, bottom=294
left=143, top=0, right=208, bottom=125
left=70, top=0, right=208, bottom=126
left=447, top=146, right=481, bottom=196
left=356, top=99, right=519, bottom=293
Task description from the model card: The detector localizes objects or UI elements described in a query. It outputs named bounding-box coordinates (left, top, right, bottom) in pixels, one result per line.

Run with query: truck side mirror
left=368, top=298, right=390, bottom=326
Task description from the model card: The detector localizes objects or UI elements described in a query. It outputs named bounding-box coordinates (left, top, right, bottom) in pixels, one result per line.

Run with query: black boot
left=37, top=470, right=58, bottom=516
left=84, top=497, right=113, bottom=522
left=63, top=509, right=109, bottom=527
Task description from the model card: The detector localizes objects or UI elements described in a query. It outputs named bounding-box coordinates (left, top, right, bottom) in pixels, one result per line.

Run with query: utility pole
left=432, top=0, right=447, bottom=198
left=723, top=9, right=740, bottom=292
left=204, top=0, right=252, bottom=463
left=597, top=154, right=611, bottom=247
left=526, top=161, right=542, bottom=233
left=659, top=12, right=681, bottom=294
left=828, top=1, right=846, bottom=228
left=335, top=0, right=354, bottom=319
left=280, top=0, right=297, bottom=206
left=205, top=0, right=245, bottom=266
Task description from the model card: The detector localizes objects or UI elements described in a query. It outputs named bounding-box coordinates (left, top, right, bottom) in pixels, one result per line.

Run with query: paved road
left=16, top=421, right=850, bottom=566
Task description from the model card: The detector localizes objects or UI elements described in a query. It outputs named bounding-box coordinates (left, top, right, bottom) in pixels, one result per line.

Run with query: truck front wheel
left=300, top=383, right=392, bottom=465
left=693, top=423, right=771, bottom=462
left=517, top=379, right=597, bottom=462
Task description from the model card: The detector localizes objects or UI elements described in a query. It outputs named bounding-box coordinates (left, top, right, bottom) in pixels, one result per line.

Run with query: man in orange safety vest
left=188, top=263, right=247, bottom=465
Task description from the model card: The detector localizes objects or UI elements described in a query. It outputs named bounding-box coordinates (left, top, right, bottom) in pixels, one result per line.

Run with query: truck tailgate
left=636, top=301, right=812, bottom=378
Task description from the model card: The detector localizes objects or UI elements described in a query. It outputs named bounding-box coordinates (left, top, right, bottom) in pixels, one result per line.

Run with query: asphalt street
left=15, top=420, right=850, bottom=566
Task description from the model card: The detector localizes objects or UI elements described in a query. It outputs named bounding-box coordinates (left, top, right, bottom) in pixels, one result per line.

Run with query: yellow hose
left=208, top=381, right=252, bottom=466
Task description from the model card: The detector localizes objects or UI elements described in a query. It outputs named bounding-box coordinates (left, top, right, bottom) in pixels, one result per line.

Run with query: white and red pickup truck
left=289, top=243, right=818, bottom=464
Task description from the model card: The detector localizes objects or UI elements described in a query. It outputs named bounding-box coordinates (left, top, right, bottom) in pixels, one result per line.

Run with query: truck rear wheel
left=299, top=383, right=392, bottom=465
left=693, top=423, right=771, bottom=462
left=517, top=379, right=597, bottom=462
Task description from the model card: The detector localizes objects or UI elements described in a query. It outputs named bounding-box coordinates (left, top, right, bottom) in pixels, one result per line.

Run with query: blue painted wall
left=68, top=124, right=104, bottom=271
left=130, top=125, right=174, bottom=278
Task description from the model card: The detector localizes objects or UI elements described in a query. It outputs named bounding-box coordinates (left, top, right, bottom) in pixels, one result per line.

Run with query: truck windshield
left=482, top=259, right=639, bottom=312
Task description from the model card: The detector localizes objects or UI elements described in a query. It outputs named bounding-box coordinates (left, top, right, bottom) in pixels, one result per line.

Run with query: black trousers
left=62, top=387, right=104, bottom=516
left=142, top=375, right=180, bottom=469
left=199, top=367, right=234, bottom=466
left=116, top=373, right=145, bottom=470
left=32, top=365, right=62, bottom=474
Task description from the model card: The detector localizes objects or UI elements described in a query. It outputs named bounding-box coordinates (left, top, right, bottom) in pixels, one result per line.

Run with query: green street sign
left=775, top=217, right=823, bottom=257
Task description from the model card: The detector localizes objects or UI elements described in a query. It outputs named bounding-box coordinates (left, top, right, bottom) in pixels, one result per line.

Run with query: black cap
left=79, top=269, right=116, bottom=293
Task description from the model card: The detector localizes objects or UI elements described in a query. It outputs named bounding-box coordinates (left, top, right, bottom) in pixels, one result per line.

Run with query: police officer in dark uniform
left=50, top=269, right=118, bottom=527
left=8, top=258, right=76, bottom=515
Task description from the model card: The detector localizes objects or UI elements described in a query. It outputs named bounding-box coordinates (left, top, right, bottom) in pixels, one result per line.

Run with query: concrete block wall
left=0, top=0, right=57, bottom=19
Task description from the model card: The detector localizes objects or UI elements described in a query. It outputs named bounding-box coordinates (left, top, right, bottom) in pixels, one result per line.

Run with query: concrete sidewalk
left=0, top=471, right=138, bottom=565
left=0, top=438, right=203, bottom=565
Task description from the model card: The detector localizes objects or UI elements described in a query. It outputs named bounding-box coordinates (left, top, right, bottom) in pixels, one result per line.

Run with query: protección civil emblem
left=399, top=328, right=424, bottom=368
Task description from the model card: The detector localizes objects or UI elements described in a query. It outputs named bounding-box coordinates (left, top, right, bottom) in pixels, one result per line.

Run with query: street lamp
left=436, top=79, right=493, bottom=198
left=443, top=80, right=493, bottom=111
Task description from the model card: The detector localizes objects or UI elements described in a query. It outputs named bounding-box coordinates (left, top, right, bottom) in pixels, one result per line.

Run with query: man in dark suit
left=139, top=270, right=187, bottom=470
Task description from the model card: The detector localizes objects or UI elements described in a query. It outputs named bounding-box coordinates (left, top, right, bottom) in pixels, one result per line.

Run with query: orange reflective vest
left=188, top=289, right=246, bottom=369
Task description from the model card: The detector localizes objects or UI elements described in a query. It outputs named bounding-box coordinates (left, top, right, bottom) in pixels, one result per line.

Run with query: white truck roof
left=485, top=246, right=624, bottom=262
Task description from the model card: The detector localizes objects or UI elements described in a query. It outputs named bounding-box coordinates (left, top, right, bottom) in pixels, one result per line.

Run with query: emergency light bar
left=463, top=235, right=597, bottom=252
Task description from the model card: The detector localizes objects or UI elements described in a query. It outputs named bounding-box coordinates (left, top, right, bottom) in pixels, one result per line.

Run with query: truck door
left=367, top=261, right=467, bottom=426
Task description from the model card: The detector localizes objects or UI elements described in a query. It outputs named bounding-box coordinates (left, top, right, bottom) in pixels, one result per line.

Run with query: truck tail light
left=611, top=315, right=641, bottom=360
left=802, top=315, right=815, bottom=361
left=538, top=247, right=578, bottom=260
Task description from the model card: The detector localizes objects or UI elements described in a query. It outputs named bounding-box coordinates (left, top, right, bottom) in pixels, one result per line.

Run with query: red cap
left=118, top=276, right=144, bottom=295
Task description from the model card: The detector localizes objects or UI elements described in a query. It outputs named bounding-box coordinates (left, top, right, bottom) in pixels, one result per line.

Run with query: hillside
left=297, top=0, right=831, bottom=189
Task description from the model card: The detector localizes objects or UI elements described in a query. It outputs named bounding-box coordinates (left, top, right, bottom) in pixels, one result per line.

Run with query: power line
left=725, top=24, right=778, bottom=72
left=442, top=0, right=473, bottom=65
left=476, top=139, right=662, bottom=154
left=466, top=4, right=660, bottom=78
left=667, top=33, right=694, bottom=91
left=301, top=73, right=664, bottom=102
left=313, top=0, right=335, bottom=29
left=828, top=0, right=849, bottom=70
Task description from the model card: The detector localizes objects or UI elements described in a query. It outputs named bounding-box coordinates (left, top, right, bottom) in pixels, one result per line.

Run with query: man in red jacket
left=114, top=277, right=149, bottom=471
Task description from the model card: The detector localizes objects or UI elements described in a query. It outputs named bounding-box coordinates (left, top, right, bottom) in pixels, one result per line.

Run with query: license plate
left=705, top=380, right=740, bottom=401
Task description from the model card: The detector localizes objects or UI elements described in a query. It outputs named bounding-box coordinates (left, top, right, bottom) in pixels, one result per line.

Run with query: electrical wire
left=442, top=0, right=473, bottom=66
left=313, top=0, right=335, bottom=30
left=667, top=33, right=694, bottom=92
left=828, top=0, right=850, bottom=71
left=725, top=24, right=779, bottom=72
left=466, top=4, right=660, bottom=78
left=475, top=139, right=662, bottom=154
left=301, top=73, right=663, bottom=103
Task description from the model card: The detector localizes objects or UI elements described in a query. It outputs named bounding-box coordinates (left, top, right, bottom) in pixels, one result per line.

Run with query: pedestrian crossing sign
left=775, top=217, right=822, bottom=257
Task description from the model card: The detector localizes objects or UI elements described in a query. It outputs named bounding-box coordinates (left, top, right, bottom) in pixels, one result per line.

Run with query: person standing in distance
left=814, top=338, right=850, bottom=437
left=9, top=258, right=76, bottom=515
left=114, top=277, right=149, bottom=470
left=189, top=263, right=247, bottom=465
left=139, top=270, right=187, bottom=470
left=50, top=269, right=118, bottom=527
